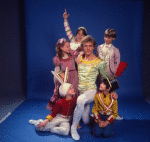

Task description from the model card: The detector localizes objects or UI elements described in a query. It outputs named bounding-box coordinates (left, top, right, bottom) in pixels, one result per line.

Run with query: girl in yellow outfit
left=92, top=79, right=118, bottom=138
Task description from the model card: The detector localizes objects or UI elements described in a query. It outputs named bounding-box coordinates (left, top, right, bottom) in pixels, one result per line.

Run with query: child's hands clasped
left=36, top=119, right=49, bottom=130
left=97, top=119, right=109, bottom=128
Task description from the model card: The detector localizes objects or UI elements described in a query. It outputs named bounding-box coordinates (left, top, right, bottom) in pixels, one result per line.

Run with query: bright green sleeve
left=99, top=61, right=108, bottom=79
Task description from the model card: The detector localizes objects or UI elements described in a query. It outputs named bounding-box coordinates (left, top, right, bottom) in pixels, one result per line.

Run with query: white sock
left=29, top=119, right=43, bottom=125
left=71, top=126, right=80, bottom=140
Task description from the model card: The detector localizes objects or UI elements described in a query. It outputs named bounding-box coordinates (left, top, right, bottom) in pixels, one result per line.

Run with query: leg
left=51, top=122, right=70, bottom=136
left=71, top=89, right=96, bottom=140
left=35, top=115, right=62, bottom=132
left=102, top=123, right=113, bottom=138
left=93, top=123, right=103, bottom=137
left=29, top=119, right=44, bottom=126
left=82, top=103, right=90, bottom=124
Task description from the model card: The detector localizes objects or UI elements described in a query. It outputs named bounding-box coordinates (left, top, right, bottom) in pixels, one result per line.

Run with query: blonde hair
left=81, top=35, right=96, bottom=50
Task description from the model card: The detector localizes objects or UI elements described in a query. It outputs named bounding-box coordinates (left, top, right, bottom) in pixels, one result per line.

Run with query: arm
left=46, top=101, right=61, bottom=121
left=53, top=56, right=61, bottom=83
left=63, top=9, right=75, bottom=42
left=99, top=60, right=108, bottom=79
left=92, top=94, right=101, bottom=122
left=75, top=51, right=84, bottom=64
left=110, top=48, right=120, bottom=74
left=105, top=99, right=118, bottom=124
left=92, top=94, right=109, bottom=128
left=97, top=45, right=103, bottom=59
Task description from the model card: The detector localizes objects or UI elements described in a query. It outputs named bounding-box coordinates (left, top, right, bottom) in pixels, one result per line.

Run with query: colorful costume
left=97, top=43, right=120, bottom=80
left=47, top=55, right=78, bottom=111
left=64, top=20, right=81, bottom=56
left=30, top=97, right=76, bottom=136
left=92, top=91, right=118, bottom=137
left=71, top=56, right=108, bottom=140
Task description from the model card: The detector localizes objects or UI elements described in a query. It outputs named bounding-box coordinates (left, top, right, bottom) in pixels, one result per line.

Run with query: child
left=29, top=68, right=77, bottom=136
left=97, top=28, right=122, bottom=120
left=63, top=9, right=87, bottom=56
left=92, top=79, right=118, bottom=138
left=97, top=28, right=120, bottom=80
left=46, top=38, right=78, bottom=111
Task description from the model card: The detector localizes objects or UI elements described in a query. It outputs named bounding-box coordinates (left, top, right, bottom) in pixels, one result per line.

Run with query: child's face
left=104, top=36, right=115, bottom=45
left=76, top=30, right=85, bottom=42
left=60, top=42, right=70, bottom=54
left=67, top=85, right=75, bottom=96
left=99, top=82, right=107, bottom=91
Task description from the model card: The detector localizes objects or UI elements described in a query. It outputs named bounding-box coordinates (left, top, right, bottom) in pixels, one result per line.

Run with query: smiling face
left=82, top=42, right=94, bottom=56
left=60, top=42, right=70, bottom=54
left=104, top=36, right=115, bottom=45
left=67, top=85, right=75, bottom=96
left=76, top=30, right=85, bottom=42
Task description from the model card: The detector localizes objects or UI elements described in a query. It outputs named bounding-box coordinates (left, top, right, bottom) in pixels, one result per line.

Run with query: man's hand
left=110, top=91, right=118, bottom=100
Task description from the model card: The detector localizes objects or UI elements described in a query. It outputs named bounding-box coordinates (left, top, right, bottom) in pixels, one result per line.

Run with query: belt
left=60, top=114, right=72, bottom=119
left=99, top=111, right=111, bottom=116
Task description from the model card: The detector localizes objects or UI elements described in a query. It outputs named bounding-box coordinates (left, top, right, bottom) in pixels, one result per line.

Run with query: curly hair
left=56, top=38, right=69, bottom=58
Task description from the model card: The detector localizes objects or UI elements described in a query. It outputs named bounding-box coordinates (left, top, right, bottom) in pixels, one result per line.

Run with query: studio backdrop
left=24, top=0, right=143, bottom=100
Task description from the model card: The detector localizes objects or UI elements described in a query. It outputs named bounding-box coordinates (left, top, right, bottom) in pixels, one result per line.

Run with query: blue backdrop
left=24, top=0, right=143, bottom=100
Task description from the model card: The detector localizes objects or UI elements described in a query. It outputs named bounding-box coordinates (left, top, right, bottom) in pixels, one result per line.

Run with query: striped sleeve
left=64, top=20, right=75, bottom=42
left=106, top=99, right=118, bottom=124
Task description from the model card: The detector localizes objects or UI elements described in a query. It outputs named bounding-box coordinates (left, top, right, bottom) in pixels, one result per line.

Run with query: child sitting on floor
left=29, top=68, right=76, bottom=136
left=92, top=79, right=118, bottom=138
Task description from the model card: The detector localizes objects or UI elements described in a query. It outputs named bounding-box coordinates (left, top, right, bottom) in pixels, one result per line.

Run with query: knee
left=93, top=124, right=102, bottom=137
left=93, top=130, right=102, bottom=137
left=76, top=96, right=85, bottom=107
left=82, top=116, right=90, bottom=124
left=102, top=127, right=112, bottom=138
left=62, top=128, right=70, bottom=136
left=102, top=131, right=112, bottom=138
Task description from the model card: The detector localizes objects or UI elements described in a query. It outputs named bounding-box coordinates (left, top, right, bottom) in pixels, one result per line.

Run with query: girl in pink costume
left=63, top=9, right=87, bottom=56
left=46, top=38, right=79, bottom=111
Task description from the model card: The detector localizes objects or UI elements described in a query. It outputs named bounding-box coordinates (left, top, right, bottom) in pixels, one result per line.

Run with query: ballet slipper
left=71, top=126, right=80, bottom=140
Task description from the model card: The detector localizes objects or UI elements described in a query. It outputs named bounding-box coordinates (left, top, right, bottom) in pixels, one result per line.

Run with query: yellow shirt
left=92, top=92, right=118, bottom=123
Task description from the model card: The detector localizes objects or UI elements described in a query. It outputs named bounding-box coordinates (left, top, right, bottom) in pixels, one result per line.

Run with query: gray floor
left=0, top=93, right=26, bottom=123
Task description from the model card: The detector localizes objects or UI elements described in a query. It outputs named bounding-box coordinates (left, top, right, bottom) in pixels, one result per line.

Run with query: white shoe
left=116, top=115, right=123, bottom=120
left=90, top=114, right=94, bottom=117
left=29, top=119, right=43, bottom=125
left=71, top=126, right=80, bottom=141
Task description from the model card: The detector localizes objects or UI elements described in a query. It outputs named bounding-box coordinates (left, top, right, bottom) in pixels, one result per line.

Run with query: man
left=71, top=35, right=108, bottom=140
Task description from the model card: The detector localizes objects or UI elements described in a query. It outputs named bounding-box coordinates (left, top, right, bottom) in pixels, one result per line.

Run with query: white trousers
left=71, top=89, right=96, bottom=129
left=33, top=114, right=71, bottom=136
